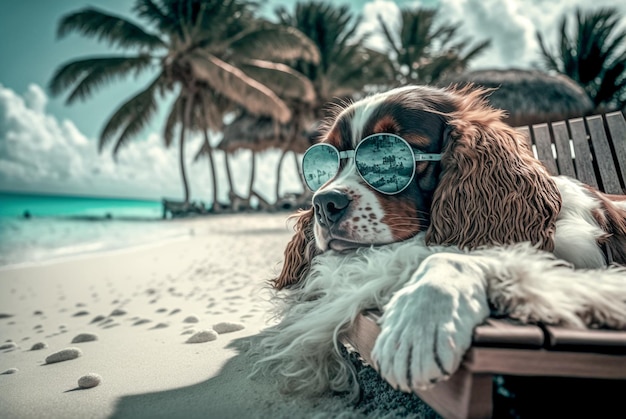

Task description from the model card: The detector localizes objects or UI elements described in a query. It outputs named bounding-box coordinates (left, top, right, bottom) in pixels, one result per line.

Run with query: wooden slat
left=605, top=111, right=626, bottom=190
left=532, top=124, right=558, bottom=175
left=515, top=126, right=532, bottom=150
left=472, top=319, right=544, bottom=348
left=466, top=348, right=626, bottom=379
left=568, top=117, right=599, bottom=189
left=413, top=369, right=493, bottom=419
left=341, top=311, right=380, bottom=365
left=544, top=326, right=626, bottom=353
left=550, top=121, right=577, bottom=177
left=586, top=115, right=622, bottom=194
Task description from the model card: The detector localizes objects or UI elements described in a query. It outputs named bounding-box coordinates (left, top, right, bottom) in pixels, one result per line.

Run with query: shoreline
left=0, top=212, right=293, bottom=272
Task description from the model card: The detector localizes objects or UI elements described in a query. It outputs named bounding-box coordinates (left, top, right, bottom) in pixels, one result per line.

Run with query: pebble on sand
left=78, top=373, right=102, bottom=389
left=185, top=330, right=218, bottom=343
left=71, top=333, right=98, bottom=343
left=183, top=315, right=199, bottom=323
left=0, top=342, right=17, bottom=350
left=30, top=342, right=48, bottom=351
left=1, top=368, right=18, bottom=375
left=213, top=322, right=245, bottom=334
left=45, top=347, right=82, bottom=364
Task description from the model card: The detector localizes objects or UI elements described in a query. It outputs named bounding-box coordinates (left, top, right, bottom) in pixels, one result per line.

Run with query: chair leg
left=414, top=368, right=493, bottom=419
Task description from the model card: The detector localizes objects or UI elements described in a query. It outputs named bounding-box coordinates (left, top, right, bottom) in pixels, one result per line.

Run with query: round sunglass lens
left=355, top=135, right=415, bottom=193
left=302, top=144, right=340, bottom=191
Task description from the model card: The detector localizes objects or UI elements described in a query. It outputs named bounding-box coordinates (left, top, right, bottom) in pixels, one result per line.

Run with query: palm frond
left=189, top=51, right=291, bottom=123
left=239, top=59, right=316, bottom=102
left=57, top=7, right=165, bottom=49
left=49, top=55, right=153, bottom=103
left=228, top=24, right=320, bottom=64
left=99, top=74, right=164, bottom=154
left=378, top=15, right=402, bottom=58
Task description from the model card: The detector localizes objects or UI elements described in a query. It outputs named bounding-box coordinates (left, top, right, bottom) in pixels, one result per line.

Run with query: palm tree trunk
left=275, top=148, right=287, bottom=202
left=223, top=152, right=238, bottom=208
left=293, top=151, right=307, bottom=191
left=179, top=91, right=194, bottom=204
left=202, top=130, right=218, bottom=211
left=247, top=150, right=256, bottom=200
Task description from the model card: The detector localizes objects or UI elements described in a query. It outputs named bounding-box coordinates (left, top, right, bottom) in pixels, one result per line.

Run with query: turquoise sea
left=0, top=192, right=193, bottom=268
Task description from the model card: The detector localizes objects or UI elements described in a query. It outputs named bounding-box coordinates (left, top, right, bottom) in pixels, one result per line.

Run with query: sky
left=0, top=0, right=624, bottom=202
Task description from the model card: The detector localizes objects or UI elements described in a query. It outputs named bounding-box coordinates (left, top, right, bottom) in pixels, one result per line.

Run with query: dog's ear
left=425, top=88, right=562, bottom=251
left=273, top=208, right=319, bottom=290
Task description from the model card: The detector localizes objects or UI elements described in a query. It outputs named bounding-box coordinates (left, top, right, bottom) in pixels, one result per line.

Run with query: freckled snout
left=313, top=191, right=350, bottom=227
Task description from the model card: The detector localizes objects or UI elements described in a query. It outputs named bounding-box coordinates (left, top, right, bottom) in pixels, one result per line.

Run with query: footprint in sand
left=169, top=309, right=181, bottom=316
left=78, top=373, right=101, bottom=389
left=90, top=315, right=106, bottom=324
left=185, top=330, right=217, bottom=343
left=1, top=368, right=18, bottom=375
left=0, top=342, right=17, bottom=351
left=213, top=322, right=245, bottom=334
left=183, top=315, right=199, bottom=324
left=151, top=322, right=169, bottom=330
left=71, top=333, right=98, bottom=343
left=156, top=308, right=167, bottom=313
left=133, top=319, right=151, bottom=326
left=73, top=311, right=89, bottom=317
left=110, top=309, right=126, bottom=317
left=45, top=347, right=82, bottom=364
left=31, top=342, right=48, bottom=350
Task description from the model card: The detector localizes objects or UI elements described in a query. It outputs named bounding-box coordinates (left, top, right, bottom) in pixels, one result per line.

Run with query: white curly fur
left=252, top=234, right=626, bottom=397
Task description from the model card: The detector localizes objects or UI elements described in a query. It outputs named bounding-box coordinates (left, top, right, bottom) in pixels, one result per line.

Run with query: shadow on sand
left=109, top=335, right=439, bottom=419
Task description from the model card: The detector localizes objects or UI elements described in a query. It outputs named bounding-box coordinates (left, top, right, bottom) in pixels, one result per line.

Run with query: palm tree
left=49, top=0, right=318, bottom=205
left=378, top=7, right=490, bottom=85
left=536, top=8, right=626, bottom=111
left=269, top=1, right=393, bottom=203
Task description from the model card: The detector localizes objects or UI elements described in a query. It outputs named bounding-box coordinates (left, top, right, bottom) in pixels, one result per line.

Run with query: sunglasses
left=302, top=133, right=442, bottom=195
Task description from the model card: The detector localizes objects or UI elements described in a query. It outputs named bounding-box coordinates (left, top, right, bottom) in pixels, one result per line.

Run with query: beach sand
left=0, top=213, right=436, bottom=419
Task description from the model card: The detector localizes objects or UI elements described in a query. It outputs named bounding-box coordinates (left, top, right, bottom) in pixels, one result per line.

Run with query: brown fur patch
left=380, top=194, right=424, bottom=242
left=586, top=187, right=626, bottom=265
left=426, top=87, right=562, bottom=251
left=372, top=115, right=400, bottom=134
left=273, top=209, right=320, bottom=289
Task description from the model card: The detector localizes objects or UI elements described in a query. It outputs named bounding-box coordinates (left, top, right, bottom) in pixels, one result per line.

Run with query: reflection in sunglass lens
left=355, top=135, right=415, bottom=193
left=302, top=144, right=340, bottom=191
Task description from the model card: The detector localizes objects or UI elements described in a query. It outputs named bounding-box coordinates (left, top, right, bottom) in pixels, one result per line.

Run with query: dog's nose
left=313, top=191, right=350, bottom=226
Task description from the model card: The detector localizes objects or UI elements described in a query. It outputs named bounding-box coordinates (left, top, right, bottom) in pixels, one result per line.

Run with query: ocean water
left=0, top=192, right=194, bottom=268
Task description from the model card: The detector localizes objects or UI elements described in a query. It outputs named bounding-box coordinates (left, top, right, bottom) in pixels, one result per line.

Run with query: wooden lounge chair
left=341, top=111, right=626, bottom=419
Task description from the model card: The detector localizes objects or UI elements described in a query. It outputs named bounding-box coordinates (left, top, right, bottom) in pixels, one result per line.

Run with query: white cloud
left=359, top=0, right=626, bottom=70
left=438, top=0, right=626, bottom=69
left=357, top=0, right=402, bottom=52
left=0, top=84, right=302, bottom=204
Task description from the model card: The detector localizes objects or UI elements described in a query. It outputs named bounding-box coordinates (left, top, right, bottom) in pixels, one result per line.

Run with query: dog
left=252, top=85, right=626, bottom=397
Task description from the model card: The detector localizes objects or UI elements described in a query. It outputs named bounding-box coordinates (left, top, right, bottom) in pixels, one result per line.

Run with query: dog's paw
left=371, top=280, right=481, bottom=392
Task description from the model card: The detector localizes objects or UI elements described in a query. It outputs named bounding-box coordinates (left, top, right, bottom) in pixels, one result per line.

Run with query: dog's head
left=273, top=85, right=562, bottom=289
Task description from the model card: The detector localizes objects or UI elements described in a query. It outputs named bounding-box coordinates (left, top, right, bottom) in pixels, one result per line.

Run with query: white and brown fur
left=252, top=85, right=626, bottom=397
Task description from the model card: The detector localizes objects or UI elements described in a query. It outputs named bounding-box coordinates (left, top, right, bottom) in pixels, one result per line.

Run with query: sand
left=0, top=213, right=436, bottom=419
